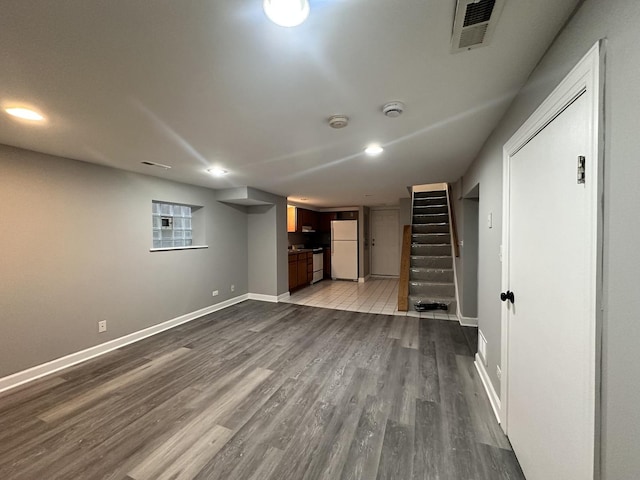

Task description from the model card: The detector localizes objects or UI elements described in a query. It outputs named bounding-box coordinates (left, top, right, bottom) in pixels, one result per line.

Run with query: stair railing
left=398, top=224, right=412, bottom=311
left=446, top=184, right=460, bottom=258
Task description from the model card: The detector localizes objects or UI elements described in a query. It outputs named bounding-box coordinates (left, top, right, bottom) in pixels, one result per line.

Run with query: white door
left=505, top=92, right=595, bottom=479
left=371, top=209, right=399, bottom=276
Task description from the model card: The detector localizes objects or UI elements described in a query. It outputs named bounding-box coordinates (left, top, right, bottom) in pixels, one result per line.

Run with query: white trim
left=412, top=182, right=448, bottom=193
left=500, top=41, right=602, bottom=472
left=475, top=354, right=502, bottom=424
left=247, top=293, right=279, bottom=303
left=149, top=245, right=208, bottom=252
left=459, top=316, right=478, bottom=327
left=0, top=294, right=249, bottom=394
left=444, top=185, right=462, bottom=323
left=277, top=292, right=291, bottom=302
left=358, top=275, right=370, bottom=283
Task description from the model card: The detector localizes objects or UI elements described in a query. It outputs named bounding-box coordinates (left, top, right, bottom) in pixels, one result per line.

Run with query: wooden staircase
left=399, top=183, right=458, bottom=315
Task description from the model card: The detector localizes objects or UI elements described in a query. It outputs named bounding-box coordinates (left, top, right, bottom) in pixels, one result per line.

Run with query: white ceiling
left=0, top=0, right=580, bottom=208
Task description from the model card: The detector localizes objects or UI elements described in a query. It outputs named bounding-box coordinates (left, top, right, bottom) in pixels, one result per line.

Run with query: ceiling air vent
left=141, top=161, right=172, bottom=169
left=451, top=0, right=505, bottom=53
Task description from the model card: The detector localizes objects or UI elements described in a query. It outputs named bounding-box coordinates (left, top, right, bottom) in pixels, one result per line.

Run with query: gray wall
left=453, top=179, right=479, bottom=320
left=398, top=197, right=411, bottom=250
left=248, top=205, right=277, bottom=296
left=245, top=189, right=289, bottom=298
left=460, top=197, right=479, bottom=318
left=0, top=144, right=249, bottom=378
left=459, top=0, right=640, bottom=476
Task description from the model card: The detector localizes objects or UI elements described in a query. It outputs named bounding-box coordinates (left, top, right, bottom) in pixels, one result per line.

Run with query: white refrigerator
left=331, top=220, right=358, bottom=281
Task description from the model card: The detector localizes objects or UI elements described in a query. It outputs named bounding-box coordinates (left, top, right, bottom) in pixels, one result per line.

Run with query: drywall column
left=245, top=189, right=289, bottom=298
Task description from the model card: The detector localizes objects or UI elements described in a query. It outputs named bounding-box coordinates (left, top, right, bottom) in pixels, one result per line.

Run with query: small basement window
left=151, top=201, right=207, bottom=251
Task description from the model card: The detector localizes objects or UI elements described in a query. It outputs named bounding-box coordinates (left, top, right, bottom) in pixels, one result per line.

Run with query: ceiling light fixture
left=365, top=144, right=384, bottom=156
left=5, top=107, right=45, bottom=121
left=263, top=0, right=310, bottom=27
left=207, top=167, right=228, bottom=177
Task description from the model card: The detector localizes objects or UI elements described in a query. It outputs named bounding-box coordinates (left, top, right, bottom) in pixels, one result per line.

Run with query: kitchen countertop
left=288, top=248, right=324, bottom=254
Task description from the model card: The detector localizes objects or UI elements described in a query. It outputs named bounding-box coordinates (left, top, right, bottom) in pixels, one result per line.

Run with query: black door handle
left=500, top=290, right=515, bottom=304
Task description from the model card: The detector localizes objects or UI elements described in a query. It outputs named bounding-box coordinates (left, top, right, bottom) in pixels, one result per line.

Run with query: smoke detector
left=382, top=101, right=405, bottom=118
left=328, top=114, right=349, bottom=129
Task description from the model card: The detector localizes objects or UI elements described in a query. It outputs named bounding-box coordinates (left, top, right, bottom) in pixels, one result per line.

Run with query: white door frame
left=500, top=41, right=604, bottom=474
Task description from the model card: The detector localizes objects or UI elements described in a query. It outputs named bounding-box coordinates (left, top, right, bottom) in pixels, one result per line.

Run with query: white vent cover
left=451, top=0, right=505, bottom=53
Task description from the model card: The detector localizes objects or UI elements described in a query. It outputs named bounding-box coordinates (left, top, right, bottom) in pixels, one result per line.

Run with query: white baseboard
left=247, top=293, right=279, bottom=302
left=0, top=294, right=249, bottom=394
left=277, top=292, right=291, bottom=302
left=460, top=316, right=478, bottom=327
left=474, top=353, right=502, bottom=424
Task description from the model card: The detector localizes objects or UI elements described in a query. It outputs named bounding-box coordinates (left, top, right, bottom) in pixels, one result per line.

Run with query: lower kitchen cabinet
left=288, top=255, right=297, bottom=291
left=289, top=251, right=313, bottom=292
left=297, top=253, right=307, bottom=287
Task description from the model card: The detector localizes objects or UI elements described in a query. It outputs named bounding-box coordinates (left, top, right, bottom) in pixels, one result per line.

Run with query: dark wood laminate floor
left=0, top=301, right=524, bottom=480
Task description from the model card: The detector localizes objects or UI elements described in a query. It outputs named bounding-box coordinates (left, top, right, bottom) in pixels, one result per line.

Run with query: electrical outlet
left=487, top=212, right=493, bottom=229
left=98, top=320, right=107, bottom=333
left=496, top=365, right=502, bottom=380
left=231, top=284, right=235, bottom=292
left=212, top=290, right=219, bottom=297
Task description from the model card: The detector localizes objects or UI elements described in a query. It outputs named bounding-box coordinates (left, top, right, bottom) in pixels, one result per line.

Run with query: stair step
left=409, top=295, right=457, bottom=315
left=413, top=196, right=447, bottom=206
left=412, top=223, right=450, bottom=234
left=414, top=190, right=447, bottom=199
left=411, top=233, right=451, bottom=244
left=411, top=244, right=452, bottom=256
left=412, top=213, right=449, bottom=224
left=410, top=281, right=455, bottom=297
left=412, top=205, right=448, bottom=214
left=410, top=255, right=453, bottom=269
left=409, top=268, right=454, bottom=282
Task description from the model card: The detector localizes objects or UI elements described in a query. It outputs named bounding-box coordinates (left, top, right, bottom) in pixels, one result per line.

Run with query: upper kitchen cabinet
left=288, top=205, right=319, bottom=233
left=319, top=212, right=337, bottom=233
left=287, top=205, right=297, bottom=233
left=298, top=208, right=318, bottom=232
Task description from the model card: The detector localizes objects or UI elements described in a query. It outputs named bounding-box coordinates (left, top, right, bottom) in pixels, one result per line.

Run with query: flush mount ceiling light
left=5, top=107, right=45, bottom=121
left=364, top=144, right=384, bottom=156
left=207, top=167, right=228, bottom=177
left=263, top=0, right=310, bottom=27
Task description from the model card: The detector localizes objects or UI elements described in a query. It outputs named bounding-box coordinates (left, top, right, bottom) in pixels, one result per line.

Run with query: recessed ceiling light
left=263, top=0, right=310, bottom=27
left=5, top=107, right=45, bottom=121
left=365, top=144, right=384, bottom=156
left=207, top=167, right=228, bottom=177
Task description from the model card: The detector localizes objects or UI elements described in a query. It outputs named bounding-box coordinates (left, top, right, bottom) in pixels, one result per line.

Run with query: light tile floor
left=284, top=277, right=458, bottom=320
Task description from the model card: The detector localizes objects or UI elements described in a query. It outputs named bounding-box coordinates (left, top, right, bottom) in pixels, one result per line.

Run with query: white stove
left=311, top=250, right=323, bottom=284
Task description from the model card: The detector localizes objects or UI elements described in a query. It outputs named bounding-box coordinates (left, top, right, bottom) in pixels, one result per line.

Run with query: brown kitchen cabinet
left=287, top=205, right=297, bottom=233
left=319, top=212, right=337, bottom=233
left=297, top=253, right=308, bottom=287
left=289, top=251, right=313, bottom=291
left=297, top=208, right=319, bottom=232
left=288, top=254, right=297, bottom=290
left=288, top=206, right=320, bottom=233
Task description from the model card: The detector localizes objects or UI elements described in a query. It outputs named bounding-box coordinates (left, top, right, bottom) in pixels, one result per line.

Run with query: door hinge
left=577, top=156, right=586, bottom=184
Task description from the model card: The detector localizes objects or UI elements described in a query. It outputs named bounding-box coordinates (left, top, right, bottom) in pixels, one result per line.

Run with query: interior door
left=371, top=209, right=399, bottom=276
left=506, top=92, right=594, bottom=479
